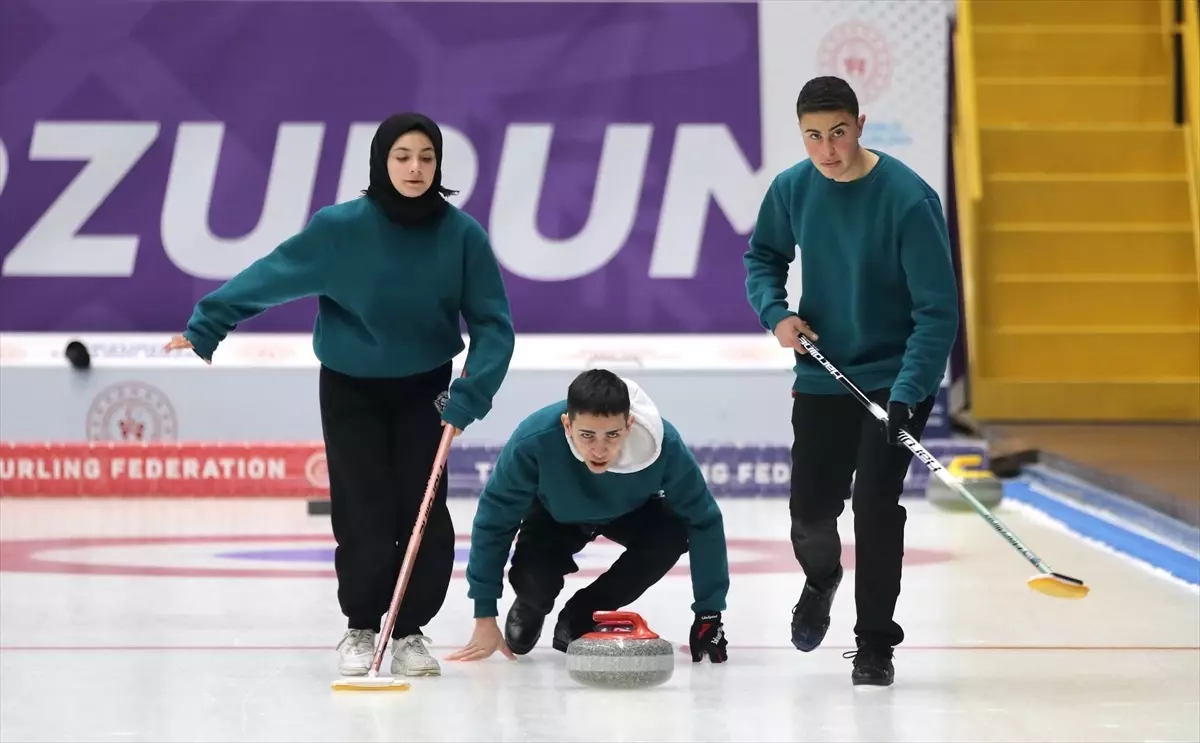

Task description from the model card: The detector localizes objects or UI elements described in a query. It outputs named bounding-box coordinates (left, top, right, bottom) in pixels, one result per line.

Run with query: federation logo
left=816, top=21, right=893, bottom=105
left=304, top=451, right=329, bottom=489
left=86, top=381, right=178, bottom=442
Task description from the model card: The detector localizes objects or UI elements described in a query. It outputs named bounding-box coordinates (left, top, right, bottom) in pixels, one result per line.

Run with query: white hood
left=565, top=377, right=664, bottom=473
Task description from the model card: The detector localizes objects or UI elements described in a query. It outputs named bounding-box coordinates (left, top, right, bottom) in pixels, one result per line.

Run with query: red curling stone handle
left=586, top=611, right=661, bottom=640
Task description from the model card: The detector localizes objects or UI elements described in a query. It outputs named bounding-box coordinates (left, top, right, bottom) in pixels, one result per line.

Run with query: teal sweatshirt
left=466, top=379, right=730, bottom=619
left=183, top=197, right=515, bottom=430
left=743, top=150, right=959, bottom=406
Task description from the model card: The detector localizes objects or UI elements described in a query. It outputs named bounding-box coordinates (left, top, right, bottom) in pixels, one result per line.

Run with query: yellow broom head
left=1027, top=572, right=1089, bottom=599
left=330, top=676, right=412, bottom=692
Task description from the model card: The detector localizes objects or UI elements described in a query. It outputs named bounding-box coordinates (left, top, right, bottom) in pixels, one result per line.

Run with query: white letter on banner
left=490, top=123, right=651, bottom=281
left=335, top=123, right=477, bottom=208
left=334, top=123, right=375, bottom=205
left=2, top=122, right=159, bottom=277
left=0, top=136, right=8, bottom=201
left=438, top=126, right=478, bottom=208
left=161, top=122, right=323, bottom=280
left=650, top=124, right=773, bottom=279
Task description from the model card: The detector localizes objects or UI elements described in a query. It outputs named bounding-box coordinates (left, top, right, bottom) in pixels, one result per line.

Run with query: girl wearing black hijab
left=166, top=113, right=516, bottom=678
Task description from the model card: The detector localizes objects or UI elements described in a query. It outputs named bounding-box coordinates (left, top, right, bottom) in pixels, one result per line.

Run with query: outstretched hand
left=445, top=619, right=516, bottom=662
left=163, top=334, right=211, bottom=365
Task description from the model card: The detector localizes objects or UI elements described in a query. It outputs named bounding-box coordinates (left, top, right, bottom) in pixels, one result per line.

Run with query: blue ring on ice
left=216, top=547, right=336, bottom=563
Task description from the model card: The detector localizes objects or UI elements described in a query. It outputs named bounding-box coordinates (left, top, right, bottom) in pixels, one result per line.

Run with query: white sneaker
left=391, top=635, right=440, bottom=677
left=336, top=629, right=378, bottom=676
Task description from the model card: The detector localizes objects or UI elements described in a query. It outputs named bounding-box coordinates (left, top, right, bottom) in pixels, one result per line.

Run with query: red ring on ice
left=0, top=534, right=953, bottom=579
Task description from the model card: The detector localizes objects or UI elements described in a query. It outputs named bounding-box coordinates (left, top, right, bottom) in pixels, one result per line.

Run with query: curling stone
left=925, top=469, right=1005, bottom=512
left=565, top=611, right=674, bottom=690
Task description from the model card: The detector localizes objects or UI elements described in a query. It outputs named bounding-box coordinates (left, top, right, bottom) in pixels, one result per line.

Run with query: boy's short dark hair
left=796, top=76, right=860, bottom=120
left=566, top=369, right=630, bottom=420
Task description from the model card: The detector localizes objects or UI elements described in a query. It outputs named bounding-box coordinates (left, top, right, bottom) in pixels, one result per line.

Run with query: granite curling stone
left=925, top=468, right=1005, bottom=512
left=565, top=611, right=674, bottom=689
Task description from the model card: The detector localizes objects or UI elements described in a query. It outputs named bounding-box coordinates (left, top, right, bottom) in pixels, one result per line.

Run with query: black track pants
left=789, top=387, right=935, bottom=648
left=319, top=363, right=455, bottom=639
left=507, top=498, right=690, bottom=623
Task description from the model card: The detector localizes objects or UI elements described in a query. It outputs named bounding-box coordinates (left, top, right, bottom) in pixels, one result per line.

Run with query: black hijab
left=363, top=112, right=459, bottom=227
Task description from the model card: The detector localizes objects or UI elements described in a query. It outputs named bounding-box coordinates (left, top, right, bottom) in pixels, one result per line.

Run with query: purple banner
left=0, top=0, right=764, bottom=334
left=440, top=442, right=990, bottom=498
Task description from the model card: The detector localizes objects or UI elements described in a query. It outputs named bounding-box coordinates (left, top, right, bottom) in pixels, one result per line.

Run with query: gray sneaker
left=391, top=635, right=440, bottom=676
left=336, top=629, right=377, bottom=676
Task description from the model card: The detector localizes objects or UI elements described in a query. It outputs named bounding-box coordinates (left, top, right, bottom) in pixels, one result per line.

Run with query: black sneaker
left=844, top=643, right=895, bottom=686
left=551, top=609, right=595, bottom=652
left=790, top=564, right=843, bottom=652
left=503, top=601, right=546, bottom=655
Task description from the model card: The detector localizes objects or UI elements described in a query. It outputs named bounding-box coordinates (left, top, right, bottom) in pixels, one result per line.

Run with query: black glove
left=689, top=612, right=728, bottom=663
left=885, top=400, right=912, bottom=446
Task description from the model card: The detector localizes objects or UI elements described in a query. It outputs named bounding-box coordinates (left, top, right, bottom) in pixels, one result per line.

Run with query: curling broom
left=331, top=371, right=464, bottom=691
left=797, top=335, right=1089, bottom=600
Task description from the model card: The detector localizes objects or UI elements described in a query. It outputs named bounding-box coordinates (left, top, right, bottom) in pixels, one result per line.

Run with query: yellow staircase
left=954, top=0, right=1200, bottom=421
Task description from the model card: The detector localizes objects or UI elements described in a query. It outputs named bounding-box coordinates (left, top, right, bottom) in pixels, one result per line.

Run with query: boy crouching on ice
left=447, top=369, right=731, bottom=664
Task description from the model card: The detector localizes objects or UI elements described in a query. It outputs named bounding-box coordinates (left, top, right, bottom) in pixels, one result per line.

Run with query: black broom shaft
left=795, top=334, right=1055, bottom=576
